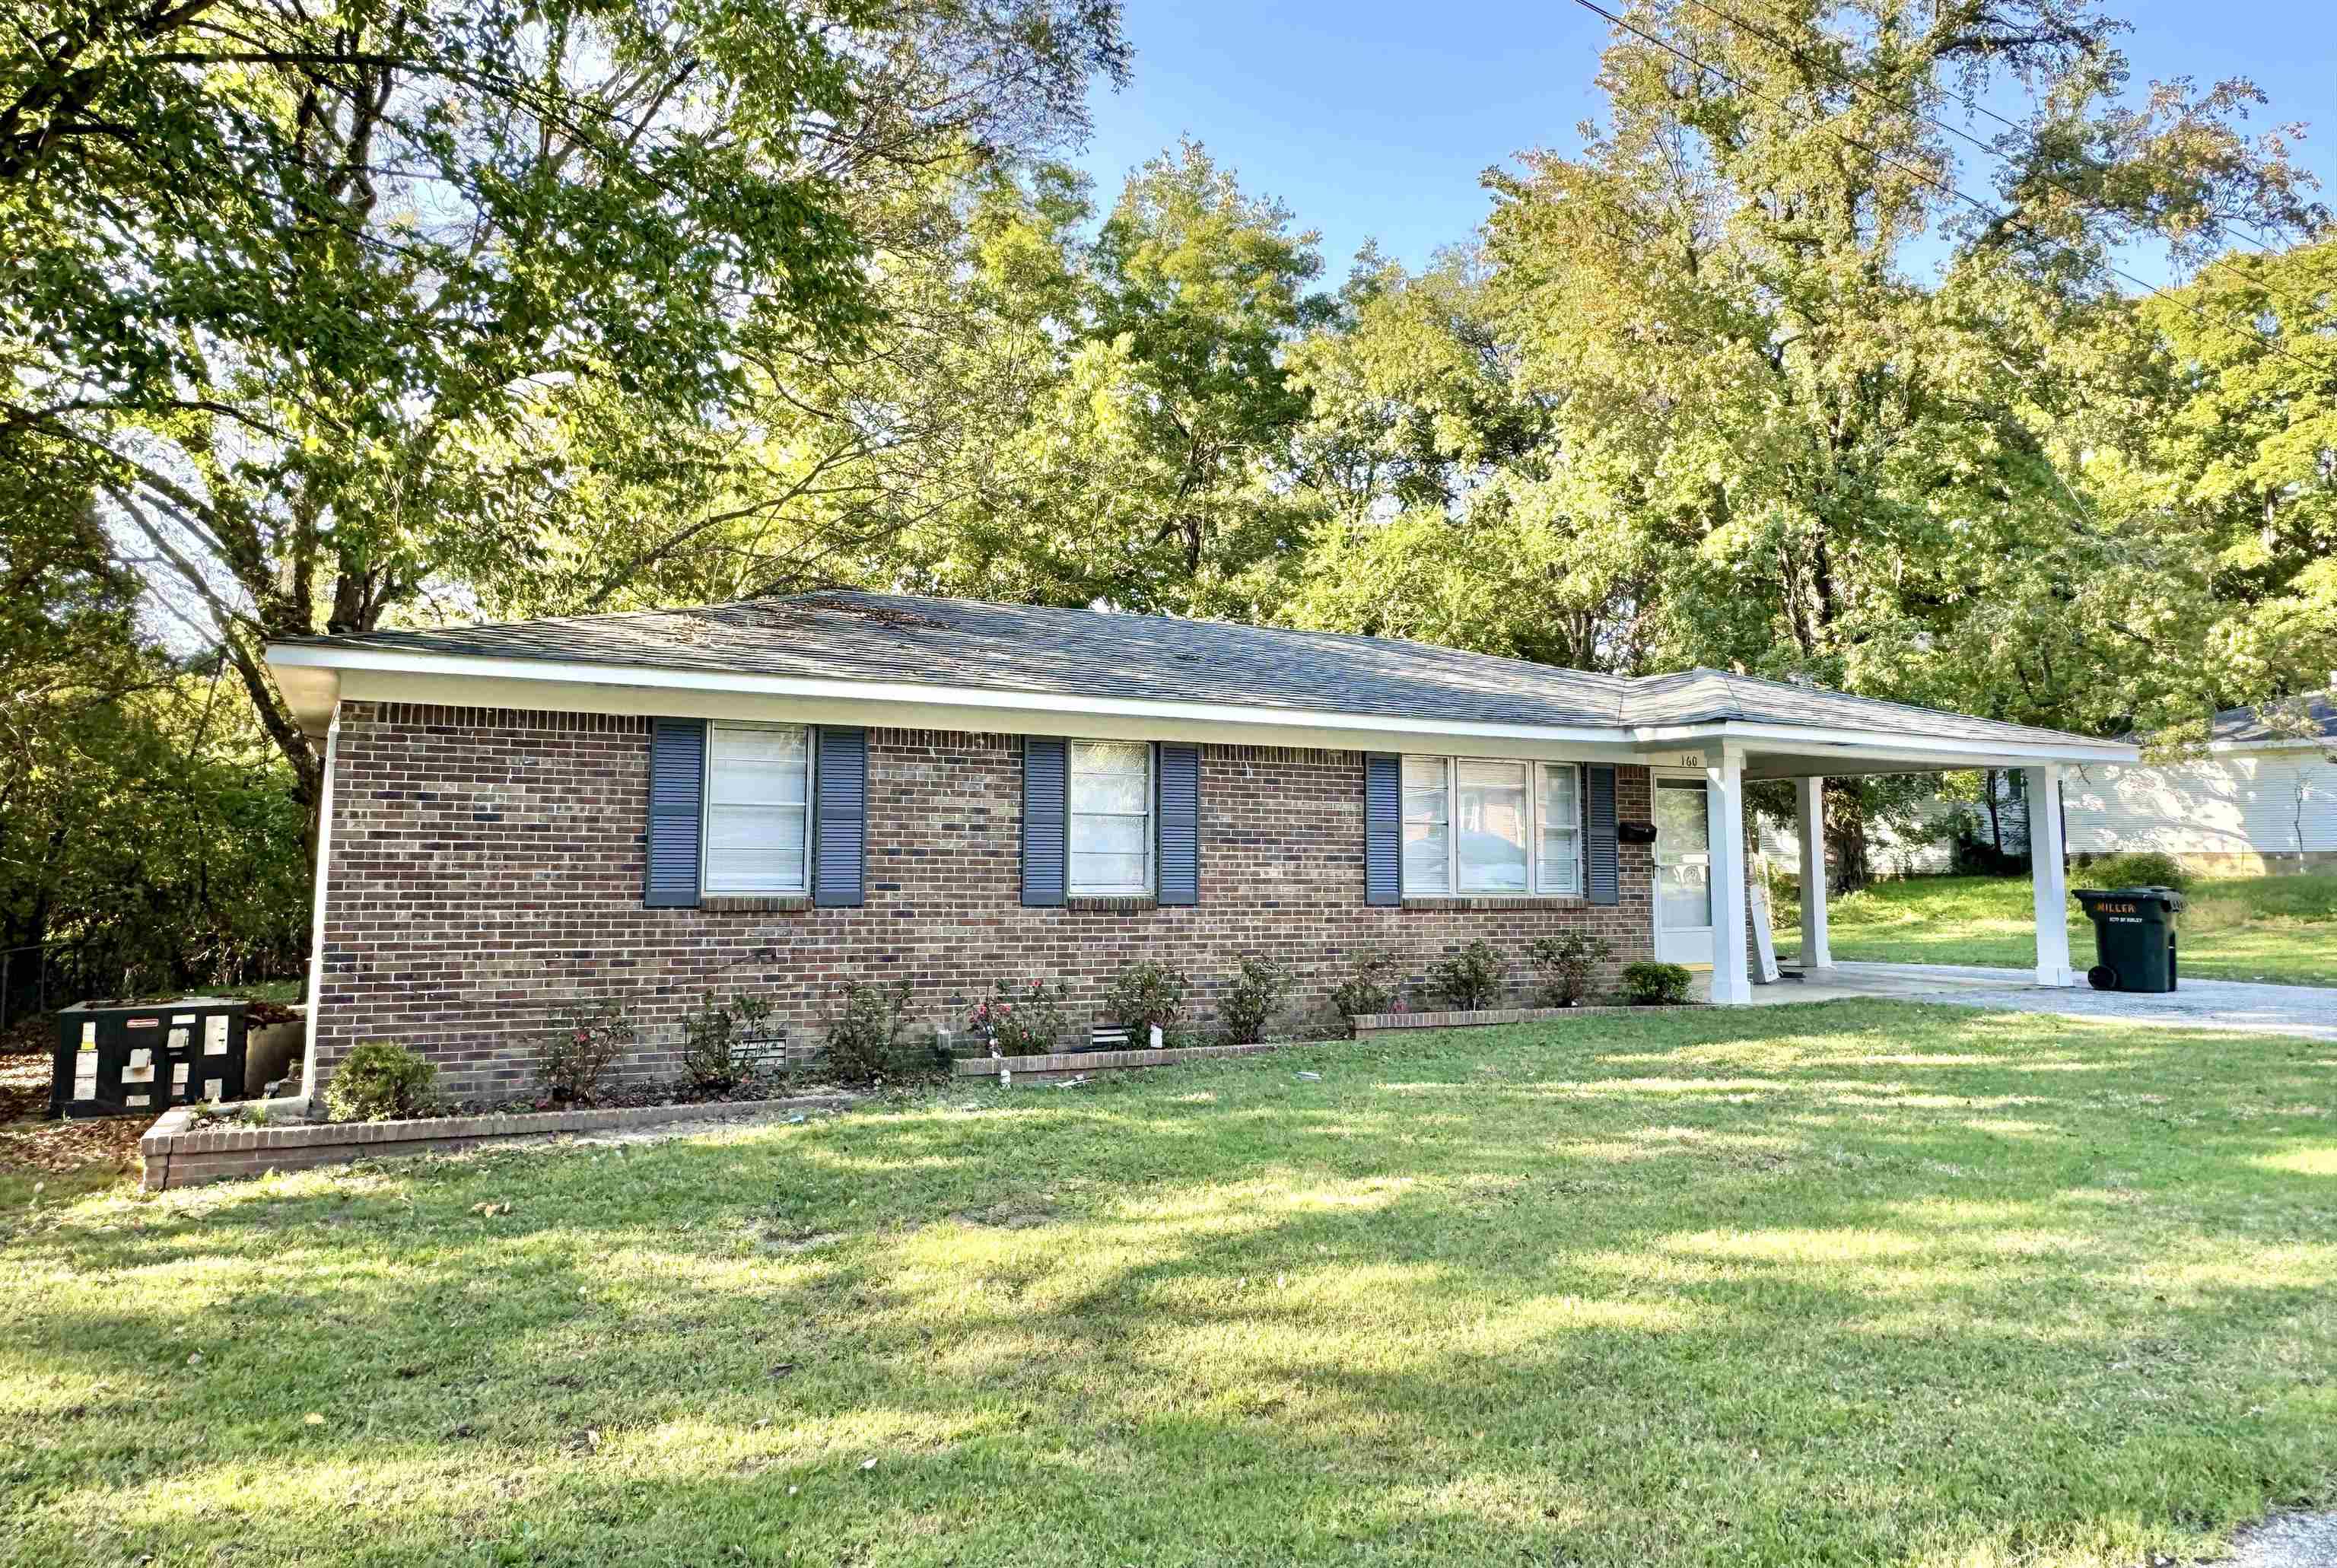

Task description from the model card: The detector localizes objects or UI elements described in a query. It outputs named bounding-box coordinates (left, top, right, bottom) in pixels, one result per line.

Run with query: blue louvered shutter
left=1364, top=754, right=1401, bottom=907
left=813, top=727, right=866, bottom=907
left=1156, top=744, right=1200, bottom=905
left=1586, top=763, right=1619, bottom=906
left=644, top=719, right=706, bottom=908
left=1022, top=737, right=1067, bottom=906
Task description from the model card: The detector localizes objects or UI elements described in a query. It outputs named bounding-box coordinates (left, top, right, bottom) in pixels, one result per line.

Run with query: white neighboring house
left=1757, top=774, right=2028, bottom=878
left=2063, top=686, right=2337, bottom=876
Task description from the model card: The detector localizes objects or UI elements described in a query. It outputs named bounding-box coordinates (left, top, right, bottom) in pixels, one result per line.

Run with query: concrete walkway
left=2203, top=1511, right=2337, bottom=1568
left=1733, top=959, right=2337, bottom=1042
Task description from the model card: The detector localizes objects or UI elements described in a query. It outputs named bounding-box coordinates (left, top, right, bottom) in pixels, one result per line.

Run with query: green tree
left=1286, top=248, right=1548, bottom=526
left=611, top=138, right=1340, bottom=621
left=1276, top=250, right=1645, bottom=667
left=2096, top=240, right=2337, bottom=726
left=0, top=484, right=307, bottom=991
left=1477, top=0, right=2318, bottom=732
left=2, top=0, right=1127, bottom=806
left=1075, top=138, right=1334, bottom=609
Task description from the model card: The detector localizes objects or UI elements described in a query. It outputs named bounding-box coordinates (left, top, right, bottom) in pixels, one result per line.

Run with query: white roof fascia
left=1633, top=720, right=2138, bottom=768
left=2196, top=736, right=2336, bottom=756
left=265, top=644, right=2136, bottom=766
left=268, top=647, right=1648, bottom=759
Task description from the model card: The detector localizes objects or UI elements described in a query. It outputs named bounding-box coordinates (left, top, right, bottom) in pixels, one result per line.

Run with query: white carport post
left=1795, top=776, right=1831, bottom=971
left=2024, top=764, right=2075, bottom=988
left=1706, top=743, right=1752, bottom=1003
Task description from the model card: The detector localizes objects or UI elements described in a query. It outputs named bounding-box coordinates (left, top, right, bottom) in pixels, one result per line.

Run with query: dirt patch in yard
left=0, top=1043, right=145, bottom=1184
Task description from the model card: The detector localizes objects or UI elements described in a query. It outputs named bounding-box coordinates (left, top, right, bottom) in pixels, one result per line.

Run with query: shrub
left=2071, top=851, right=2193, bottom=892
left=1528, top=933, right=1615, bottom=1006
left=542, top=997, right=633, bottom=1103
left=969, top=979, right=1069, bottom=1056
left=1619, top=960, right=1693, bottom=1007
left=818, top=977, right=916, bottom=1085
left=1217, top=956, right=1292, bottom=1045
left=323, top=1042, right=437, bottom=1121
left=1426, top=939, right=1507, bottom=1010
left=1105, top=960, right=1189, bottom=1046
left=1329, top=947, right=1404, bottom=1022
left=680, top=991, right=776, bottom=1091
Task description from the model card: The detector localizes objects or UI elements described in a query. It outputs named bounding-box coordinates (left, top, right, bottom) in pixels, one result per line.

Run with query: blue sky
left=1073, top=0, right=2337, bottom=284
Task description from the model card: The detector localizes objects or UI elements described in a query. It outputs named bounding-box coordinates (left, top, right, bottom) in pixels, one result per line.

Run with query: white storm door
left=1653, top=774, right=1715, bottom=965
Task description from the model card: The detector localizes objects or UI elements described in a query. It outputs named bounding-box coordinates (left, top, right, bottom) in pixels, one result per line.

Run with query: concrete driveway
left=1779, top=960, right=2337, bottom=1042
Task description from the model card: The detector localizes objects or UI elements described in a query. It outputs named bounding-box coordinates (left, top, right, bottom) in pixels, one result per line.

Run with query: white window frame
left=1398, top=754, right=1585, bottom=899
left=1068, top=739, right=1154, bottom=897
left=702, top=721, right=816, bottom=896
left=1537, top=761, right=1584, bottom=896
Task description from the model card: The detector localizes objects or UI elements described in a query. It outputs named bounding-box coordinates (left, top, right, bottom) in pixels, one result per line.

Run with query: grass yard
left=1776, top=872, right=2337, bottom=987
left=5, top=1001, right=2335, bottom=1566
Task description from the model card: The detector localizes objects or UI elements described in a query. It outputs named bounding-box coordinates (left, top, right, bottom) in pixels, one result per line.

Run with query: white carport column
left=1795, top=776, right=1832, bottom=971
left=1706, top=743, right=1752, bottom=1003
left=2024, top=764, right=2075, bottom=988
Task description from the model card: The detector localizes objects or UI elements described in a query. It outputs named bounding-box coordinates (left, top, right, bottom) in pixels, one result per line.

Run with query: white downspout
left=297, top=710, right=342, bottom=1111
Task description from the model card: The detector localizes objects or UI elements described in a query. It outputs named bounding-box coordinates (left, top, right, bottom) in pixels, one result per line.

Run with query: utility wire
left=1682, top=0, right=2324, bottom=317
left=1702, top=0, right=2299, bottom=260
left=1560, top=0, right=2331, bottom=374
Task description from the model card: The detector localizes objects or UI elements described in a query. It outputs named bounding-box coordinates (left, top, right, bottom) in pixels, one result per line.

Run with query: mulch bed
left=3, top=1009, right=879, bottom=1182
left=417, top=1072, right=882, bottom=1122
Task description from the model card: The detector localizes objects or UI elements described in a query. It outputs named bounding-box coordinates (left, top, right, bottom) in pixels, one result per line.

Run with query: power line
left=1680, top=0, right=2325, bottom=320
left=1560, top=0, right=2331, bottom=374
left=1696, top=0, right=2299, bottom=262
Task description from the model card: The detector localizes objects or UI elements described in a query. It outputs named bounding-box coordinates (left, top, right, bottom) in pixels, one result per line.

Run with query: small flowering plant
left=542, top=997, right=634, bottom=1104
left=968, top=979, right=1069, bottom=1056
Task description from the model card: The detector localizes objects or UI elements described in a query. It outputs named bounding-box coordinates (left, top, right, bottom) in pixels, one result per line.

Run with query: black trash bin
left=2071, top=886, right=2185, bottom=993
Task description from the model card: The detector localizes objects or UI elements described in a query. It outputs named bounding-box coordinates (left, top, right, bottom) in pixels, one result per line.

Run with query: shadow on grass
left=4, top=1000, right=2334, bottom=1566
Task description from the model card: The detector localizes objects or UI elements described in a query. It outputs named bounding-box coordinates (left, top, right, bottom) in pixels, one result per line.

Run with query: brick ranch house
left=265, top=593, right=2137, bottom=1101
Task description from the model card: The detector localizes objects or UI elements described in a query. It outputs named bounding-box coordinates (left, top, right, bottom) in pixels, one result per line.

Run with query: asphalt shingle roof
left=275, top=590, right=2106, bottom=749
left=2209, top=692, right=2337, bottom=745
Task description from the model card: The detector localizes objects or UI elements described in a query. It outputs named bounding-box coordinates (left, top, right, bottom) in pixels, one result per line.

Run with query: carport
left=1621, top=671, right=2138, bottom=1002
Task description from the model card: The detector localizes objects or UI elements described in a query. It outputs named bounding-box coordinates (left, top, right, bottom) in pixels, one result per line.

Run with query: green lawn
left=1776, top=872, right=2337, bottom=987
left=5, top=1002, right=2335, bottom=1566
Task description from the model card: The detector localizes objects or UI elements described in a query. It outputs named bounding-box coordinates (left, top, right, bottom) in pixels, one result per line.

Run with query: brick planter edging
left=1350, top=1002, right=1709, bottom=1037
left=950, top=1040, right=1289, bottom=1080
left=139, top=1092, right=855, bottom=1191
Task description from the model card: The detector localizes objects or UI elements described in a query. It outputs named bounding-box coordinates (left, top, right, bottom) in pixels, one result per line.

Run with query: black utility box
left=2072, top=886, right=2185, bottom=993
left=50, top=998, right=250, bottom=1118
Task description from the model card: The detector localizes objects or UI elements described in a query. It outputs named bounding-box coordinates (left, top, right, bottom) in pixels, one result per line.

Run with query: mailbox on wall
left=1617, top=820, right=1658, bottom=846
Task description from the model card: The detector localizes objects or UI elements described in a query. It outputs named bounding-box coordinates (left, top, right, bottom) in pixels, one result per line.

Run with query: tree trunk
left=1823, top=778, right=1871, bottom=892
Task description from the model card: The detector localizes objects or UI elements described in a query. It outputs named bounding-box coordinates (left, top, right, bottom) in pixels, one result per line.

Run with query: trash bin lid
left=2075, top=885, right=2185, bottom=913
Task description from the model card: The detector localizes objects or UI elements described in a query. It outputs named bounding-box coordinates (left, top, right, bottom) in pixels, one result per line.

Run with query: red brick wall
left=316, top=702, right=1658, bottom=1100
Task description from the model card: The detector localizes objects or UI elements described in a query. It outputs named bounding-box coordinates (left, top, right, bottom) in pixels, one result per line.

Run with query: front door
left=1653, top=774, right=1715, bottom=966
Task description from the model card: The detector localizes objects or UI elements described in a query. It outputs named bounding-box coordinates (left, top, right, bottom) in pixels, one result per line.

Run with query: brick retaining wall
left=139, top=1094, right=854, bottom=1191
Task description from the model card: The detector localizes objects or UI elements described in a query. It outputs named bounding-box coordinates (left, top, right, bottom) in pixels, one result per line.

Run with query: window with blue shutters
left=644, top=719, right=866, bottom=907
